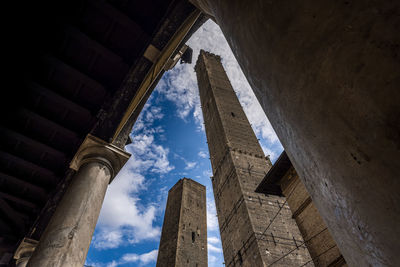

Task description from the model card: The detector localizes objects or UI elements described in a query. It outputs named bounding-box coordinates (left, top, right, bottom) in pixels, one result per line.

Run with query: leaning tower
left=195, top=50, right=312, bottom=267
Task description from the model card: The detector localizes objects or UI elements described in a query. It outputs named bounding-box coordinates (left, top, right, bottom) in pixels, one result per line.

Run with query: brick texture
left=280, top=167, right=347, bottom=266
left=156, top=178, right=207, bottom=267
left=195, top=50, right=313, bottom=267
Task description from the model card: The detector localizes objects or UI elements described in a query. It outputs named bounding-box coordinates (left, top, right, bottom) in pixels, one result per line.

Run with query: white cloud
left=93, top=164, right=161, bottom=249
left=156, top=19, right=281, bottom=155
left=198, top=150, right=208, bottom=158
left=208, top=243, right=222, bottom=253
left=107, top=261, right=118, bottom=267
left=209, top=255, right=218, bottom=265
left=122, top=250, right=158, bottom=265
left=207, top=236, right=223, bottom=257
left=92, top=230, right=123, bottom=250
left=203, top=169, right=212, bottom=178
left=127, top=134, right=174, bottom=174
left=156, top=65, right=202, bottom=127
left=206, top=196, right=219, bottom=232
left=208, top=236, right=220, bottom=244
left=173, top=152, right=199, bottom=171
left=93, top=101, right=173, bottom=250
left=184, top=161, right=197, bottom=170
left=145, top=106, right=163, bottom=122
left=103, top=250, right=158, bottom=267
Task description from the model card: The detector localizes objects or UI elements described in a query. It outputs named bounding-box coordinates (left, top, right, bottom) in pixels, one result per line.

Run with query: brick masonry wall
left=156, top=178, right=207, bottom=267
left=280, top=167, right=347, bottom=266
left=195, top=50, right=313, bottom=267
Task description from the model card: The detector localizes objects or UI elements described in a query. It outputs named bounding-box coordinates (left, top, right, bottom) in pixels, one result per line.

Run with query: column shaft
left=192, top=1, right=400, bottom=266
left=27, top=161, right=111, bottom=267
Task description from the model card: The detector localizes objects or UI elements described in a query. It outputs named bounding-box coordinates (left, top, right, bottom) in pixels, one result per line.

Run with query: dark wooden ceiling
left=0, top=0, right=202, bottom=264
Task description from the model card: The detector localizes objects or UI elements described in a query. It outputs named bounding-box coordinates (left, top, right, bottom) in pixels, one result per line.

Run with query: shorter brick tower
left=156, top=178, right=207, bottom=267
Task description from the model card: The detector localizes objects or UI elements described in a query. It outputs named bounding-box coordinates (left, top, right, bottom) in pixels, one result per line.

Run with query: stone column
left=14, top=238, right=38, bottom=267
left=27, top=135, right=130, bottom=267
left=191, top=1, right=400, bottom=266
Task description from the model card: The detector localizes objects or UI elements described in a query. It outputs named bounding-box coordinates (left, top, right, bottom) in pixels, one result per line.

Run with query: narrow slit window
left=192, top=232, right=196, bottom=243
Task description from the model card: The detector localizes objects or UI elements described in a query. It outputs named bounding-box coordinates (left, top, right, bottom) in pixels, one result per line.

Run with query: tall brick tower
left=195, top=50, right=312, bottom=267
left=156, top=178, right=207, bottom=267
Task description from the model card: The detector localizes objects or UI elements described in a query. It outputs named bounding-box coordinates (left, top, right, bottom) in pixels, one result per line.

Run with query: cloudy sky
left=86, top=20, right=283, bottom=267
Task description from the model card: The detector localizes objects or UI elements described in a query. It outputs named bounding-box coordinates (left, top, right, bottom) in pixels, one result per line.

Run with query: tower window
left=192, top=232, right=196, bottom=243
left=231, top=112, right=235, bottom=117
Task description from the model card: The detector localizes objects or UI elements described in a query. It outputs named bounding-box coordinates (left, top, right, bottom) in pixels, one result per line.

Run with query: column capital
left=14, top=238, right=38, bottom=263
left=70, top=134, right=130, bottom=180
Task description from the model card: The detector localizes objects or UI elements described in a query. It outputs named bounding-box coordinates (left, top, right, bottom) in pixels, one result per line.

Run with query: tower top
left=157, top=177, right=207, bottom=267
left=194, top=49, right=222, bottom=73
left=168, top=177, right=205, bottom=192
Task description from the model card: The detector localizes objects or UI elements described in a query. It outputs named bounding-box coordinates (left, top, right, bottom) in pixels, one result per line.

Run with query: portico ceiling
left=0, top=0, right=206, bottom=264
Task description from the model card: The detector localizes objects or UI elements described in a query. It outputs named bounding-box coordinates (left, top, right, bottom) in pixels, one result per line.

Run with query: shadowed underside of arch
left=0, top=1, right=207, bottom=263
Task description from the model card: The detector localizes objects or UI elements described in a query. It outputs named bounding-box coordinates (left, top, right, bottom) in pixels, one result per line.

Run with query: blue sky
left=86, top=20, right=283, bottom=267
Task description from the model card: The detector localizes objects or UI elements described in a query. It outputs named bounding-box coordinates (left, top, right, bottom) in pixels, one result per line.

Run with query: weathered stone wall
left=280, top=167, right=347, bottom=267
left=156, top=180, right=182, bottom=267
left=176, top=179, right=208, bottom=267
left=191, top=1, right=400, bottom=266
left=196, top=50, right=312, bottom=266
left=156, top=178, right=207, bottom=267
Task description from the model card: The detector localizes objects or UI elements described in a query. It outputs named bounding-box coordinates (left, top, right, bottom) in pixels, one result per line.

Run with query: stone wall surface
left=191, top=1, right=400, bottom=266
left=156, top=178, right=207, bottom=267
left=196, top=51, right=313, bottom=267
left=280, top=167, right=347, bottom=266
